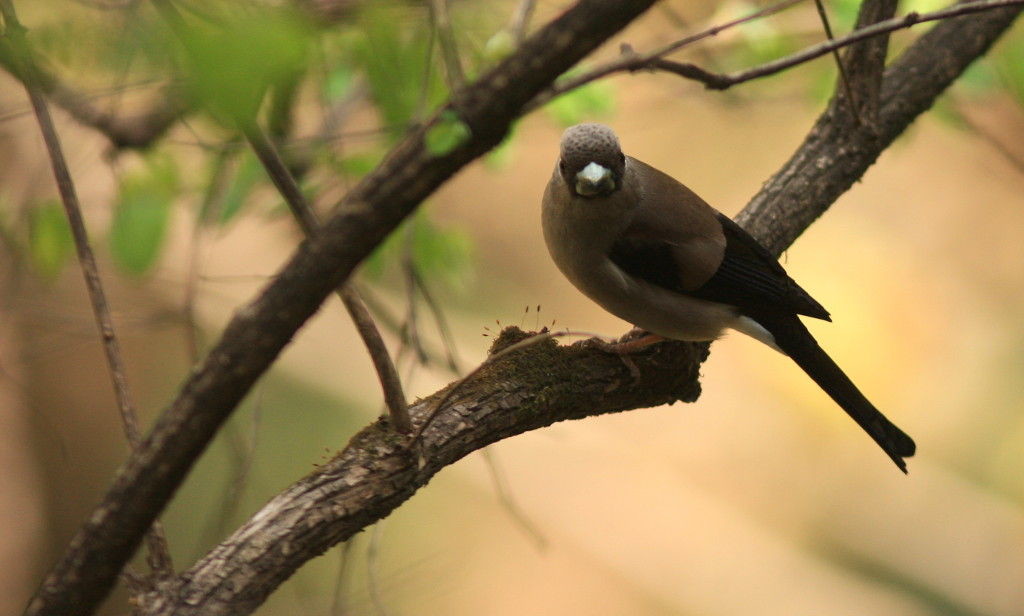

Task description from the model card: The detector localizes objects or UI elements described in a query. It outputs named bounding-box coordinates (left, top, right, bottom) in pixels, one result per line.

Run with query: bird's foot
left=590, top=329, right=665, bottom=380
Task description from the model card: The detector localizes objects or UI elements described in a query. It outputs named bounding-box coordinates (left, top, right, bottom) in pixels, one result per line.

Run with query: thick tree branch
left=736, top=3, right=1022, bottom=254
left=133, top=4, right=1022, bottom=615
left=141, top=330, right=706, bottom=616
left=23, top=3, right=660, bottom=616
left=839, top=0, right=898, bottom=125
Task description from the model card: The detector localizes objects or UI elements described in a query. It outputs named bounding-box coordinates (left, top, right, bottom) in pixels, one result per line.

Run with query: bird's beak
left=575, top=162, right=615, bottom=197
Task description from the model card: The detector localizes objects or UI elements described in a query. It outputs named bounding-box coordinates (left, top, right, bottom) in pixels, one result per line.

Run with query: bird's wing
left=608, top=158, right=830, bottom=320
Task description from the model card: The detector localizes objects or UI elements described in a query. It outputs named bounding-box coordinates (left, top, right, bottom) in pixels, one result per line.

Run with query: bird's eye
left=619, top=153, right=625, bottom=164
left=559, top=160, right=566, bottom=173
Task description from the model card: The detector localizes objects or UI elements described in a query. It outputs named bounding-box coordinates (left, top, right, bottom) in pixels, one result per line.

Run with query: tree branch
left=243, top=126, right=412, bottom=433
left=25, top=2, right=1022, bottom=614
left=133, top=4, right=1022, bottom=615
left=538, top=0, right=1024, bottom=101
left=0, top=36, right=187, bottom=149
left=0, top=0, right=175, bottom=581
left=838, top=0, right=898, bottom=126
left=140, top=329, right=706, bottom=616
left=23, top=3, right=661, bottom=615
left=737, top=2, right=1022, bottom=254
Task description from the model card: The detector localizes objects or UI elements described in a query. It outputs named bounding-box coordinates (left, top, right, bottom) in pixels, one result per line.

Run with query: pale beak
left=575, top=162, right=615, bottom=196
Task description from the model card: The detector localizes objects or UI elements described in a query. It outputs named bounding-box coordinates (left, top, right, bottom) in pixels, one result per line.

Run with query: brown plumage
left=542, top=123, right=915, bottom=472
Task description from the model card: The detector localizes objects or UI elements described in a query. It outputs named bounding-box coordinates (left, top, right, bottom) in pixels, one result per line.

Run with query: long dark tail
left=754, top=312, right=916, bottom=473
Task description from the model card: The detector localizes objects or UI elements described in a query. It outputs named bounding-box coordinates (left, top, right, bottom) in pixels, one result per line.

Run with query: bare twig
left=366, top=523, right=391, bottom=616
left=837, top=0, right=897, bottom=127
left=428, top=0, right=466, bottom=91
left=949, top=96, right=1024, bottom=176
left=409, top=268, right=461, bottom=372
left=0, top=35, right=186, bottom=148
left=627, top=0, right=1024, bottom=92
left=480, top=447, right=547, bottom=549
left=813, top=0, right=861, bottom=125
left=508, top=0, right=536, bottom=42
left=534, top=0, right=1024, bottom=106
left=244, top=126, right=412, bottom=433
left=16, top=5, right=758, bottom=614
left=529, top=0, right=806, bottom=110
left=132, top=7, right=1022, bottom=614
left=0, top=0, right=174, bottom=578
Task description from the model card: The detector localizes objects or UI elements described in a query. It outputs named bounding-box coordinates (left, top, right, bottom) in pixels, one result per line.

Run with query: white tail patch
left=733, top=316, right=784, bottom=354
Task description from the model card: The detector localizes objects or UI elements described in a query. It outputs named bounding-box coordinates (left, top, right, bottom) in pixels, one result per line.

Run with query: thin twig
left=508, top=0, right=536, bottom=42
left=626, top=0, right=1024, bottom=92
left=0, top=0, right=174, bottom=577
left=532, top=0, right=1024, bottom=105
left=330, top=538, right=357, bottom=616
left=528, top=0, right=806, bottom=111
left=244, top=126, right=412, bottom=433
left=813, top=0, right=861, bottom=125
left=409, top=268, right=461, bottom=373
left=428, top=0, right=465, bottom=91
left=949, top=95, right=1024, bottom=176
left=366, top=523, right=391, bottom=616
left=480, top=447, right=547, bottom=550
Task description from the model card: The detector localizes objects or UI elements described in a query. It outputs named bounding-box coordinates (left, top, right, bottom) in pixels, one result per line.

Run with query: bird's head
left=558, top=123, right=626, bottom=198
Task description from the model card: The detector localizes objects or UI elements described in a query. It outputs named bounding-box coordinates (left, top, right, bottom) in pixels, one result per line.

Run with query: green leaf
left=353, top=5, right=447, bottom=139
left=363, top=212, right=473, bottom=290
left=182, top=8, right=313, bottom=125
left=425, top=111, right=471, bottom=156
left=482, top=29, right=516, bottom=64
left=484, top=121, right=518, bottom=170
left=335, top=150, right=385, bottom=178
left=544, top=75, right=616, bottom=127
left=28, top=200, right=73, bottom=280
left=992, top=33, right=1024, bottom=106
left=110, top=156, right=177, bottom=276
left=324, top=63, right=356, bottom=102
left=218, top=153, right=265, bottom=226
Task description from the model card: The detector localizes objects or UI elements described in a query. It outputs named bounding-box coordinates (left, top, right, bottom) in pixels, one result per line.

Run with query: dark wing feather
left=689, top=214, right=831, bottom=321
left=608, top=238, right=685, bottom=292
left=609, top=211, right=831, bottom=321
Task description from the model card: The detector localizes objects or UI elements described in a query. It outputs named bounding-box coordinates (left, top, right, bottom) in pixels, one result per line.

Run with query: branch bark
left=23, top=3, right=660, bottom=615
left=132, top=4, right=1021, bottom=615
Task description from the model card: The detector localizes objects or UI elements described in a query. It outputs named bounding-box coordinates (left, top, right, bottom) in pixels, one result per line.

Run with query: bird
left=541, top=123, right=915, bottom=472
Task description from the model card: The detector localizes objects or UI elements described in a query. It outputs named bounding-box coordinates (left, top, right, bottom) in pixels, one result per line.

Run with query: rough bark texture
left=23, top=3, right=659, bottom=616
left=131, top=5, right=1022, bottom=615
left=141, top=331, right=706, bottom=616
left=737, top=6, right=1023, bottom=255
left=25, top=2, right=1022, bottom=616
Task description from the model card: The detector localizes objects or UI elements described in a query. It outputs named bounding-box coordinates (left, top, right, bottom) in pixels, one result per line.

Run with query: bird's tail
left=755, top=312, right=916, bottom=473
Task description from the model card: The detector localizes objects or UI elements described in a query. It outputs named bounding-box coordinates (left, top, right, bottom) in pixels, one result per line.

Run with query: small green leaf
left=363, top=212, right=473, bottom=290
left=218, top=154, right=265, bottom=226
left=425, top=111, right=471, bottom=156
left=484, top=122, right=518, bottom=170
left=335, top=151, right=384, bottom=178
left=182, top=8, right=313, bottom=125
left=28, top=200, right=73, bottom=280
left=355, top=7, right=439, bottom=135
left=930, top=97, right=969, bottom=130
left=992, top=34, right=1024, bottom=106
left=324, top=64, right=355, bottom=102
left=483, top=30, right=516, bottom=64
left=544, top=76, right=616, bottom=127
left=110, top=157, right=177, bottom=276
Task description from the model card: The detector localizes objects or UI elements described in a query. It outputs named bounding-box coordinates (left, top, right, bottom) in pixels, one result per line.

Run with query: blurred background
left=1, top=0, right=1023, bottom=614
